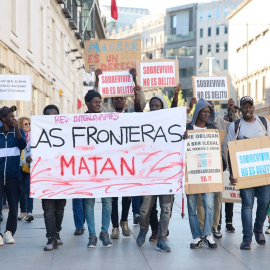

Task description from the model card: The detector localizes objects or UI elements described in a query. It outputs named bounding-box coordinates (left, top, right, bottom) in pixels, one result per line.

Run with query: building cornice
left=227, top=0, right=252, bottom=20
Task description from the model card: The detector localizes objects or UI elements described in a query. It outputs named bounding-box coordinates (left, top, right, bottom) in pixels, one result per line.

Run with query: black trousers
left=42, top=199, right=66, bottom=239
left=111, top=197, right=131, bottom=228
left=219, top=203, right=234, bottom=225
left=0, top=177, right=20, bottom=235
left=149, top=198, right=159, bottom=232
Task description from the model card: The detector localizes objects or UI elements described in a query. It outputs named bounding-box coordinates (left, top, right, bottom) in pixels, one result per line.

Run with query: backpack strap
left=258, top=116, right=267, bottom=131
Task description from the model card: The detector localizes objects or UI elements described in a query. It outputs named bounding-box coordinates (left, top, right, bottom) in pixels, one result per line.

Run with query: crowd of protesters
left=1, top=68, right=270, bottom=253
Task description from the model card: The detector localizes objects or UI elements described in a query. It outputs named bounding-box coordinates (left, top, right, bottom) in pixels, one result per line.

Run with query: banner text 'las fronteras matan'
left=30, top=107, right=186, bottom=199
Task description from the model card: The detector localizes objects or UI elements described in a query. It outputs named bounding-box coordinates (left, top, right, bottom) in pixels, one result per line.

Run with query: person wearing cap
left=83, top=90, right=113, bottom=248
left=0, top=106, right=26, bottom=246
left=227, top=96, right=270, bottom=250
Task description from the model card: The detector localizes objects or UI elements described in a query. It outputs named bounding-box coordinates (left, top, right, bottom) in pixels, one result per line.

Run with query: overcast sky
left=100, top=0, right=216, bottom=14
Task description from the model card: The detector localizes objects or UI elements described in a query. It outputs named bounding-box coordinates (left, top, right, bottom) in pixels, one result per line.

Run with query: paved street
left=0, top=196, right=269, bottom=270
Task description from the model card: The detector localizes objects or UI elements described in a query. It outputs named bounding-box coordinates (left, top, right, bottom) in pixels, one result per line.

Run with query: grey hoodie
left=149, top=95, right=168, bottom=110
left=187, top=98, right=216, bottom=129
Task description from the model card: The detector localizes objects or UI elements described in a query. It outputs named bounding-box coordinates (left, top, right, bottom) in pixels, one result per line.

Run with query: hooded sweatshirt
left=186, top=98, right=216, bottom=130
left=149, top=95, right=169, bottom=110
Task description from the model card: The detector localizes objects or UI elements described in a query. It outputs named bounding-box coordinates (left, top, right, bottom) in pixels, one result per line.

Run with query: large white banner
left=0, top=75, right=31, bottom=101
left=30, top=107, right=186, bottom=199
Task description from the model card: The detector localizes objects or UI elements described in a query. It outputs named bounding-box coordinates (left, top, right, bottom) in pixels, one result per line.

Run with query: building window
left=263, top=76, right=266, bottom=99
left=208, top=44, right=211, bottom=53
left=0, top=65, right=5, bottom=75
left=179, top=67, right=193, bottom=78
left=217, top=60, right=220, bottom=66
left=216, top=26, right=219, bottom=36
left=199, top=62, right=202, bottom=68
left=224, top=42, right=228, bottom=52
left=208, top=27, right=211, bottom=37
left=216, top=8, right=220, bottom=18
left=200, top=11, right=203, bottom=21
left=224, top=59, right=228, bottom=70
left=208, top=9, right=212, bottom=19
left=145, top=39, right=147, bottom=47
left=255, top=79, right=258, bottom=101
left=189, top=9, right=193, bottom=31
left=224, top=25, right=228, bottom=34
left=216, top=43, right=219, bottom=53
left=200, top=28, right=203, bottom=38
left=11, top=0, right=17, bottom=35
left=225, top=6, right=229, bottom=16
left=200, top=45, right=203, bottom=55
left=171, top=15, right=177, bottom=35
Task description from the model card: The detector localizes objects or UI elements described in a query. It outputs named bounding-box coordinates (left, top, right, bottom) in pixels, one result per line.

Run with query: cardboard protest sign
left=192, top=76, right=230, bottom=101
left=185, top=129, right=224, bottom=194
left=84, top=39, right=141, bottom=72
left=228, top=136, right=270, bottom=189
left=0, top=75, right=31, bottom=101
left=99, top=71, right=133, bottom=97
left=222, top=167, right=241, bottom=203
left=136, top=59, right=179, bottom=89
left=30, top=107, right=186, bottom=199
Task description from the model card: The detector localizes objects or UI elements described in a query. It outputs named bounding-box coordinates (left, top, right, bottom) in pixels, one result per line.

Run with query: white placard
left=193, top=76, right=229, bottom=101
left=0, top=75, right=31, bottom=101
left=30, top=107, right=186, bottom=199
left=99, top=71, right=133, bottom=97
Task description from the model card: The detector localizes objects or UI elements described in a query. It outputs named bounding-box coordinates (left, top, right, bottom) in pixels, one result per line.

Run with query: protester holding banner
left=42, top=105, right=66, bottom=251
left=186, top=98, right=218, bottom=249
left=136, top=83, right=182, bottom=252
left=0, top=106, right=26, bottom=246
left=227, top=96, right=270, bottom=250
left=17, top=117, right=34, bottom=223
left=83, top=90, right=113, bottom=248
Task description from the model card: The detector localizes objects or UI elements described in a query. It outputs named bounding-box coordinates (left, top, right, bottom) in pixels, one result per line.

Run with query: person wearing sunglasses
left=17, top=117, right=34, bottom=223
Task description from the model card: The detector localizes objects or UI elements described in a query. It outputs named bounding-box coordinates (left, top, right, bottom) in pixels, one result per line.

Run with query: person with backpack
left=227, top=96, right=270, bottom=250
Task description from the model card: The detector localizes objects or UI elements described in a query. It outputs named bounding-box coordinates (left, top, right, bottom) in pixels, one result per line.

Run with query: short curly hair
left=18, top=117, right=30, bottom=129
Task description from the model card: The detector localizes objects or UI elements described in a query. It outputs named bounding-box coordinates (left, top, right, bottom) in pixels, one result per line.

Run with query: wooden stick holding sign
left=136, top=59, right=179, bottom=89
left=192, top=76, right=230, bottom=101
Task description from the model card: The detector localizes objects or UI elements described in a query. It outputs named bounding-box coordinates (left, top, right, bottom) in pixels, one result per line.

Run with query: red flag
left=77, top=99, right=82, bottom=110
left=111, top=0, right=118, bottom=20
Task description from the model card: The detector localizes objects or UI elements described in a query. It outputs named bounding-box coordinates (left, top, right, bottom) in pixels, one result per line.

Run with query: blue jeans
left=84, top=198, right=112, bottom=236
left=132, top=196, right=142, bottom=216
left=72, top=199, right=85, bottom=229
left=187, top=193, right=214, bottom=239
left=240, top=185, right=270, bottom=241
left=19, top=169, right=33, bottom=213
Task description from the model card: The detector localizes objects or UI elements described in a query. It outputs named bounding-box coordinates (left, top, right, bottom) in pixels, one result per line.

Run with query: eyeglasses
left=24, top=123, right=30, bottom=126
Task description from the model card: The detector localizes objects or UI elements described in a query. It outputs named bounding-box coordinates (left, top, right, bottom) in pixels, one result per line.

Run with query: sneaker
left=110, top=228, right=120, bottom=239
left=87, top=235, right=98, bottom=248
left=204, top=235, right=217, bottom=249
left=4, top=231, right=14, bottom=244
left=120, top=221, right=131, bottom=237
left=44, top=237, right=58, bottom=251
left=156, top=239, right=171, bottom=252
left=190, top=238, right=202, bottom=249
left=99, top=232, right=112, bottom=247
left=0, top=234, right=4, bottom=246
left=265, top=225, right=270, bottom=234
left=149, top=230, right=158, bottom=242
left=74, top=228, right=84, bottom=235
left=56, top=232, right=63, bottom=245
left=25, top=214, right=34, bottom=222
left=137, top=230, right=147, bottom=246
left=133, top=214, right=140, bottom=224
left=212, top=227, right=222, bottom=239
left=240, top=240, right=251, bottom=250
left=226, top=223, right=235, bottom=233
left=18, top=212, right=26, bottom=221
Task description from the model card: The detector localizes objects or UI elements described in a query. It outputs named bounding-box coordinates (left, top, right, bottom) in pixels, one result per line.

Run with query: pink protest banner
left=136, top=59, right=179, bottom=89
left=99, top=71, right=134, bottom=97
left=30, top=107, right=186, bottom=199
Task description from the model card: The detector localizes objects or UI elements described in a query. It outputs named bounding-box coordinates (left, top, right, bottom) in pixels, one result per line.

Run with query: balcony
left=62, top=8, right=71, bottom=19
left=69, top=20, right=78, bottom=30
left=165, top=31, right=194, bottom=43
left=75, top=32, right=82, bottom=40
left=56, top=0, right=65, bottom=4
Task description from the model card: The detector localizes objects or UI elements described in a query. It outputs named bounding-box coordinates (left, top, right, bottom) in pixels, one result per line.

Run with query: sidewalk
left=0, top=196, right=269, bottom=270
